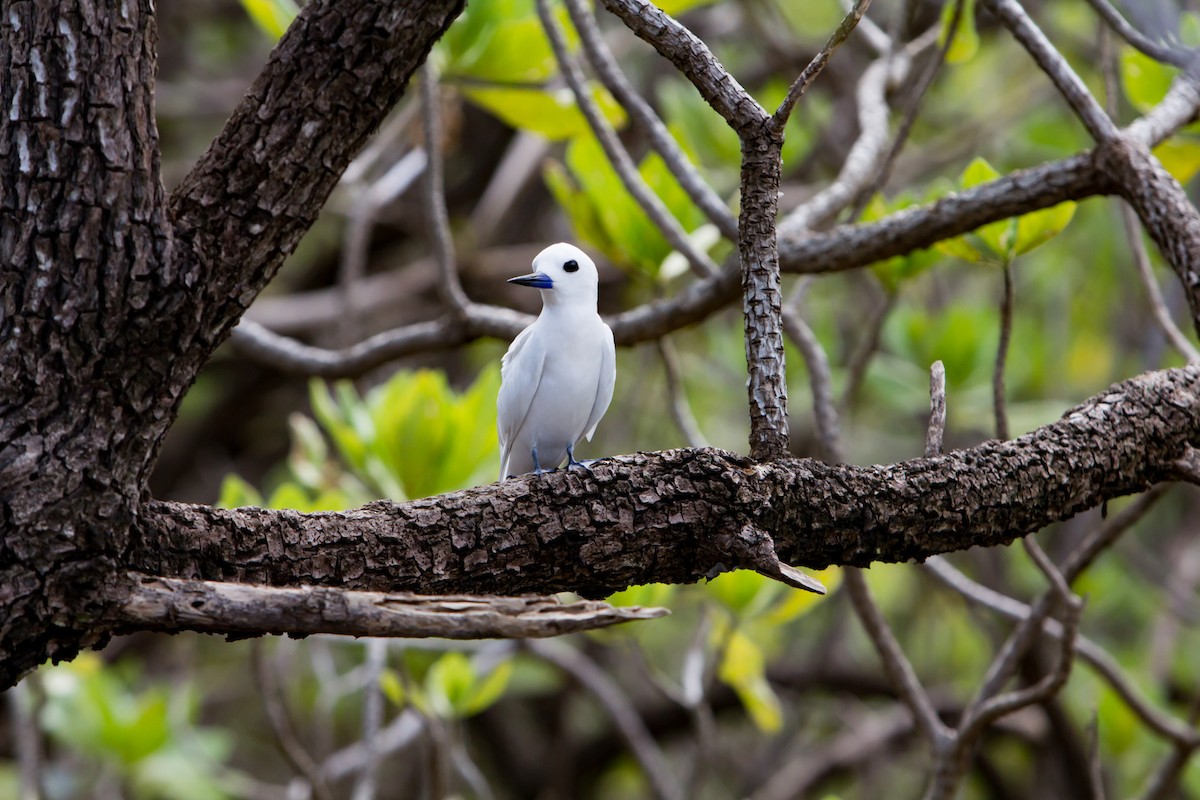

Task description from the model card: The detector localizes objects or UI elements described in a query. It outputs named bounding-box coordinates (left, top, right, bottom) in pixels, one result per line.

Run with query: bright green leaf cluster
left=384, top=652, right=514, bottom=720
left=220, top=367, right=501, bottom=511
left=936, top=157, right=1076, bottom=265
left=39, top=654, right=234, bottom=800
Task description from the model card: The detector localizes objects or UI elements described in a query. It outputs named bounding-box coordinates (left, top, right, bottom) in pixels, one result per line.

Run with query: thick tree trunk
left=0, top=0, right=465, bottom=688
left=1, top=0, right=169, bottom=686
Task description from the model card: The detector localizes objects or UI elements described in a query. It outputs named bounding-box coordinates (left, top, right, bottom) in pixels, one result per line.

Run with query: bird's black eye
left=563, top=259, right=579, bottom=273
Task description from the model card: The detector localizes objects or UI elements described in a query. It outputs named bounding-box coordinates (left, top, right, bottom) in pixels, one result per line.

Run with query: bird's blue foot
left=531, top=447, right=545, bottom=476
left=566, top=445, right=596, bottom=474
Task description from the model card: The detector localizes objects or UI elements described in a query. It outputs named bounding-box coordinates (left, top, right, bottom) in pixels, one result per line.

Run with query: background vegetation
left=3, top=0, right=1200, bottom=797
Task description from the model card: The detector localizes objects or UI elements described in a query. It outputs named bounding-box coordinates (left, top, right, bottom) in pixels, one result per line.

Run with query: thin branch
left=252, top=641, right=335, bottom=800
left=840, top=281, right=894, bottom=410
left=844, top=570, right=953, bottom=748
left=527, top=639, right=682, bottom=800
left=782, top=280, right=845, bottom=463
left=337, top=148, right=428, bottom=344
left=1082, top=0, right=1198, bottom=68
left=925, top=360, right=947, bottom=457
left=779, top=54, right=902, bottom=237
left=562, top=0, right=737, bottom=241
left=852, top=8, right=964, bottom=215
left=924, top=554, right=1200, bottom=746
left=768, top=0, right=873, bottom=133
left=994, top=261, right=1014, bottom=440
left=350, top=640, right=388, bottom=800
left=421, top=62, right=471, bottom=315
left=118, top=575, right=669, bottom=639
left=598, top=0, right=767, bottom=132
left=230, top=79, right=1200, bottom=379
left=657, top=337, right=709, bottom=448
left=539, top=0, right=720, bottom=278
left=979, top=0, right=1119, bottom=142
left=1120, top=202, right=1200, bottom=363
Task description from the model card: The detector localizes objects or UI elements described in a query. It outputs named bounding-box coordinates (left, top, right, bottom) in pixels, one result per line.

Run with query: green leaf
left=462, top=84, right=627, bottom=141
left=939, top=0, right=978, bottom=64
left=380, top=669, right=407, bottom=708
left=717, top=629, right=783, bottom=733
left=216, top=474, right=264, bottom=509
left=656, top=0, right=724, bottom=13
left=426, top=652, right=477, bottom=719
left=462, top=659, right=514, bottom=716
left=706, top=570, right=782, bottom=618
left=238, top=0, right=298, bottom=40
left=761, top=567, right=842, bottom=625
left=1153, top=137, right=1200, bottom=184
left=1013, top=200, right=1076, bottom=255
left=1120, top=45, right=1177, bottom=114
left=960, top=157, right=1014, bottom=260
left=606, top=583, right=676, bottom=608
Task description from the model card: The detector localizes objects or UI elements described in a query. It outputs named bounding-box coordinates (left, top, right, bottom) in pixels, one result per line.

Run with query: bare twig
left=925, top=555, right=1200, bottom=746
left=421, top=62, right=470, bottom=315
left=657, top=337, right=708, bottom=448
left=853, top=6, right=965, bottom=214
left=925, top=360, right=946, bottom=457
left=230, top=75, right=1200, bottom=379
left=994, top=261, right=1014, bottom=441
left=350, top=640, right=389, bottom=800
left=1082, top=0, right=1198, bottom=68
left=980, top=0, right=1119, bottom=142
left=120, top=575, right=669, bottom=639
left=844, top=569, right=953, bottom=749
left=337, top=149, right=428, bottom=342
left=527, top=639, right=682, bottom=800
left=562, top=0, right=737, bottom=241
left=782, top=280, right=845, bottom=463
left=599, top=0, right=767, bottom=132
left=779, top=55, right=902, bottom=237
left=769, top=0, right=873, bottom=133
left=1119, top=201, right=1200, bottom=362
left=539, top=0, right=720, bottom=279
left=252, top=640, right=335, bottom=800
left=840, top=280, right=895, bottom=410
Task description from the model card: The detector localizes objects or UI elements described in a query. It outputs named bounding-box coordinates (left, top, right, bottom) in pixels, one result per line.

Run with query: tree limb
left=117, top=574, right=667, bottom=639
left=127, top=368, right=1200, bottom=600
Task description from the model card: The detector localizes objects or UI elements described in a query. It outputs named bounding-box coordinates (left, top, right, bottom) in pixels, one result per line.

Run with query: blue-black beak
left=508, top=271, right=554, bottom=289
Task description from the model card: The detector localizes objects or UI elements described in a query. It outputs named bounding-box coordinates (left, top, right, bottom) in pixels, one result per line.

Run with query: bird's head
left=508, top=242, right=599, bottom=307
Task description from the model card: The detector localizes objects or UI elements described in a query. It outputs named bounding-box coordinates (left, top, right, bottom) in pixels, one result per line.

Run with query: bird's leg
left=566, top=444, right=596, bottom=474
left=530, top=445, right=544, bottom=476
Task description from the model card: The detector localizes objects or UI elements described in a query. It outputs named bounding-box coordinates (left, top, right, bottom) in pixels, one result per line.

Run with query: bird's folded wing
left=582, top=325, right=616, bottom=442
left=498, top=324, right=546, bottom=454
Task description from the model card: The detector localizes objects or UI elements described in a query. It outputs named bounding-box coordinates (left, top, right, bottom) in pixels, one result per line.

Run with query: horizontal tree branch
left=117, top=574, right=666, bottom=639
left=129, top=368, right=1200, bottom=598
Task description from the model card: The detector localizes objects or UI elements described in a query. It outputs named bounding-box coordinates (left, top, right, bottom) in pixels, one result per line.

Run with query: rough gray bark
left=0, top=0, right=465, bottom=688
left=126, top=368, right=1200, bottom=599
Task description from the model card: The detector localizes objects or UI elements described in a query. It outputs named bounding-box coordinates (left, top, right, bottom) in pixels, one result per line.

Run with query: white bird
left=498, top=243, right=616, bottom=480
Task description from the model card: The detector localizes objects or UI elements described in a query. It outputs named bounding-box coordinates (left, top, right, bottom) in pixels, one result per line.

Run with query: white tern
left=498, top=243, right=616, bottom=480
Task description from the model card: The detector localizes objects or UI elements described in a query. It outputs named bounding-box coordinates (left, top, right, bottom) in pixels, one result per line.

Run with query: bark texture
left=0, top=0, right=464, bottom=688
left=739, top=129, right=791, bottom=460
left=127, top=368, right=1200, bottom=600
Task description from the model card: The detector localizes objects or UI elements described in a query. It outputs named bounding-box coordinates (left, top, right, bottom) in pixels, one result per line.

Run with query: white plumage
left=498, top=243, right=616, bottom=480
